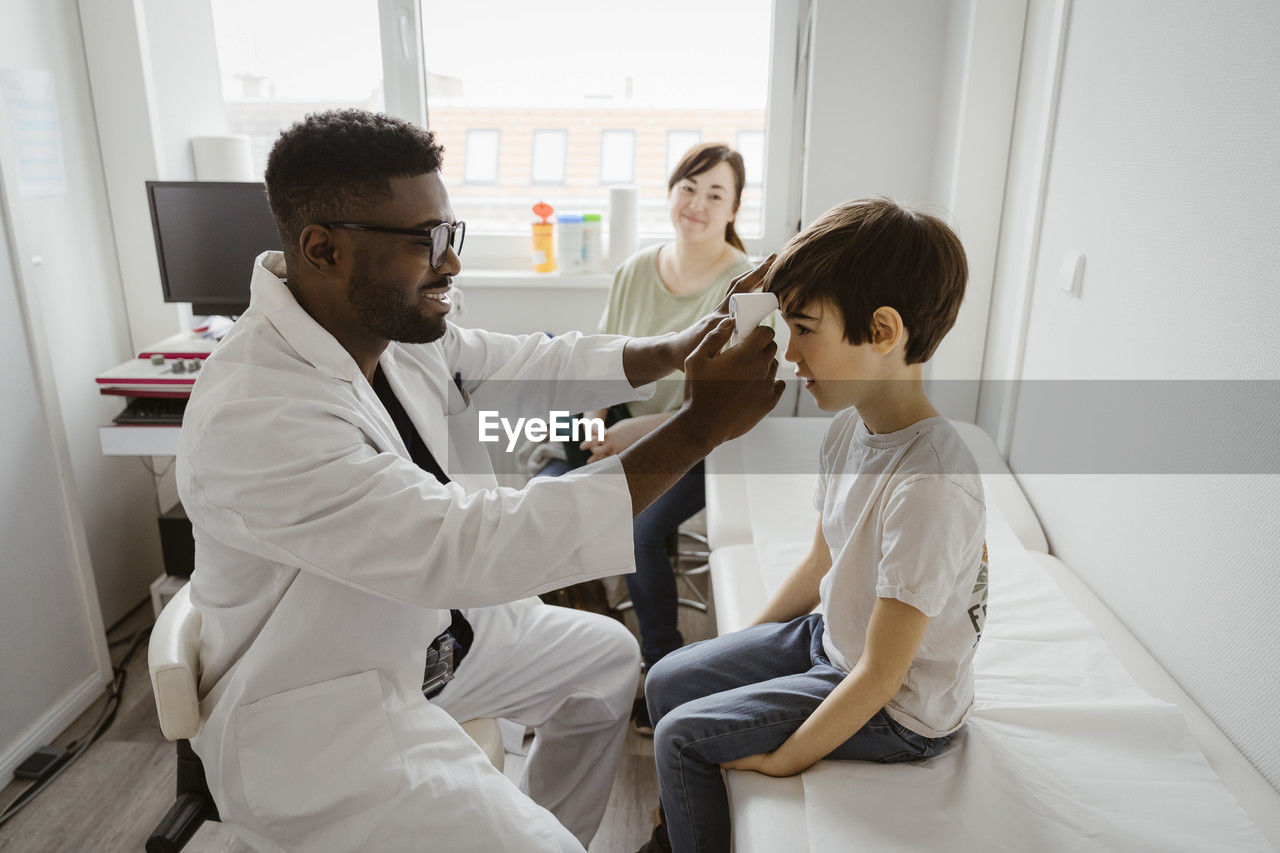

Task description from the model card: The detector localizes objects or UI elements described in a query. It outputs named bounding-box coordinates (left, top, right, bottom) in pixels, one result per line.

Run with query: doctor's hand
left=621, top=255, right=775, bottom=388
left=680, top=317, right=784, bottom=446
left=669, top=254, right=777, bottom=365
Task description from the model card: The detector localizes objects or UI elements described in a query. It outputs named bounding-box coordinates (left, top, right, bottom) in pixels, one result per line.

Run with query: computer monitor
left=146, top=181, right=281, bottom=316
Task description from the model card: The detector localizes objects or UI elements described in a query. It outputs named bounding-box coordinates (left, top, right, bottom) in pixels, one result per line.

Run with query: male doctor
left=176, top=109, right=783, bottom=852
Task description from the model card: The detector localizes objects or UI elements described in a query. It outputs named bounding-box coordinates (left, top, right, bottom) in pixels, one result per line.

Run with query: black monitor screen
left=146, top=181, right=280, bottom=315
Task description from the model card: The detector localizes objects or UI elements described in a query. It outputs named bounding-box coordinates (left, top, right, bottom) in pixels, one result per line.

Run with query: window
left=531, top=130, right=567, bottom=184
left=217, top=1, right=804, bottom=267
left=667, top=131, right=703, bottom=177
left=464, top=130, right=500, bottom=184
left=737, top=131, right=765, bottom=187
left=210, top=0, right=384, bottom=176
left=599, top=130, right=636, bottom=185
left=415, top=0, right=800, bottom=259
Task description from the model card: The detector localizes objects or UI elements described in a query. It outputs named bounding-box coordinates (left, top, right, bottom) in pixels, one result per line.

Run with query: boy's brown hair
left=764, top=198, right=968, bottom=364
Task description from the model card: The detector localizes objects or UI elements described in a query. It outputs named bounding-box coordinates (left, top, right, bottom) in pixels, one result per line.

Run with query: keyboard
left=113, top=396, right=188, bottom=425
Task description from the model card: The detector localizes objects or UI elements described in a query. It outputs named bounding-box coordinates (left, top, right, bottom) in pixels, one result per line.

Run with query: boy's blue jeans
left=645, top=613, right=955, bottom=853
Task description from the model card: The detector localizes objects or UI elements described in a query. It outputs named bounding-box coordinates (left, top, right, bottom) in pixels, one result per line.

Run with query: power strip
left=14, top=746, right=69, bottom=781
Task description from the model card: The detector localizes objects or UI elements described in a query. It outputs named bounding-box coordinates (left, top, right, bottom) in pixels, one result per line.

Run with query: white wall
left=79, top=0, right=230, bottom=517
left=142, top=0, right=229, bottom=180
left=2, top=0, right=165, bottom=626
left=925, top=0, right=1025, bottom=418
left=78, top=0, right=227, bottom=352
left=980, top=0, right=1280, bottom=790
left=801, top=0, right=950, bottom=220
left=799, top=0, right=1024, bottom=422
left=76, top=0, right=176, bottom=352
left=0, top=55, right=113, bottom=784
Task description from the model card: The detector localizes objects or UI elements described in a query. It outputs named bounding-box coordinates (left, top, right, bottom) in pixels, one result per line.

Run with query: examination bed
left=704, top=418, right=1277, bottom=852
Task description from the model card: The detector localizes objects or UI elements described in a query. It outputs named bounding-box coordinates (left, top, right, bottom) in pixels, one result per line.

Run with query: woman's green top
left=599, top=244, right=754, bottom=417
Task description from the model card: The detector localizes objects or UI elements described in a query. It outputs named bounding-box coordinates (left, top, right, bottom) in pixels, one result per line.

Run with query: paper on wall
left=0, top=68, right=68, bottom=198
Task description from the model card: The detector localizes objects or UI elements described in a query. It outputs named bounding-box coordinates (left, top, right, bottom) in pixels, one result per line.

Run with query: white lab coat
left=177, top=252, right=650, bottom=851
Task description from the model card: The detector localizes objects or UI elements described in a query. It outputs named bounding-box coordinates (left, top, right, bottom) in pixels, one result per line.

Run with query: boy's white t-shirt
left=814, top=409, right=988, bottom=738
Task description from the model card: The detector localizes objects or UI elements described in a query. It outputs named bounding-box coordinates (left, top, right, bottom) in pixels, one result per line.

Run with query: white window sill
left=456, top=269, right=613, bottom=290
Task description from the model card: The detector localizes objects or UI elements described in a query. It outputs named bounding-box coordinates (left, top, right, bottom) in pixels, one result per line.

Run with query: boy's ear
left=870, top=306, right=906, bottom=355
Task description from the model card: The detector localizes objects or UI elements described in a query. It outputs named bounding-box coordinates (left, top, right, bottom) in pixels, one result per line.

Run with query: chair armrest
left=148, top=584, right=203, bottom=741
left=459, top=718, right=504, bottom=771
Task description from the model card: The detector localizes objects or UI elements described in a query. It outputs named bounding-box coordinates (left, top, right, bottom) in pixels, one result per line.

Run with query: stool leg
left=609, top=582, right=635, bottom=612
left=673, top=561, right=710, bottom=613
left=675, top=584, right=710, bottom=612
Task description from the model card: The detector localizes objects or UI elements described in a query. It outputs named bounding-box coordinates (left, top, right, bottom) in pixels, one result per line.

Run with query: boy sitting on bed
left=638, top=198, right=989, bottom=853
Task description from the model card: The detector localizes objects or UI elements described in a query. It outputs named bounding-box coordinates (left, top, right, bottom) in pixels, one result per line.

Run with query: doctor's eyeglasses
left=324, top=220, right=466, bottom=270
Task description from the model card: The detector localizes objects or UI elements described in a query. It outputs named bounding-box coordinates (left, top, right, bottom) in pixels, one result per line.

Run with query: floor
left=0, top=550, right=715, bottom=853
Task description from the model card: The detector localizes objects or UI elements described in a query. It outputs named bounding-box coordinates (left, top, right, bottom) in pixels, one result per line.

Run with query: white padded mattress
left=795, top=504, right=1268, bottom=851
left=705, top=419, right=1270, bottom=852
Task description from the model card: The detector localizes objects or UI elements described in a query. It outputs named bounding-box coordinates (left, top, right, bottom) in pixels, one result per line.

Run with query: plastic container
left=556, top=214, right=584, bottom=274
left=531, top=202, right=556, bottom=272
left=581, top=213, right=604, bottom=273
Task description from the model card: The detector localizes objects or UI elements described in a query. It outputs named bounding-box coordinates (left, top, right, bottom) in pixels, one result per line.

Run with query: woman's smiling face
left=668, top=160, right=738, bottom=245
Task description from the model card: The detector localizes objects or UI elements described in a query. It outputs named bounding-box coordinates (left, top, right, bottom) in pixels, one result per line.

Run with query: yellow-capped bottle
left=532, top=202, right=557, bottom=273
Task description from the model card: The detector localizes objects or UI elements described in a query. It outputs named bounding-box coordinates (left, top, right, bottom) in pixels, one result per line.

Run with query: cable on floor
left=0, top=623, right=151, bottom=828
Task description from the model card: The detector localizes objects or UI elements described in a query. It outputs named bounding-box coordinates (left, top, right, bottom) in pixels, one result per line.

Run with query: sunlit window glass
left=532, top=130, right=568, bottom=184
left=600, top=130, right=636, bottom=185
left=210, top=0, right=384, bottom=175
left=667, top=131, right=703, bottom=177
left=737, top=131, right=765, bottom=187
left=422, top=0, right=771, bottom=235
left=464, top=130, right=501, bottom=183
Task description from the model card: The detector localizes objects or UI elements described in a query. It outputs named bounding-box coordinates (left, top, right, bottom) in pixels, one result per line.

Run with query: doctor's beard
left=348, top=263, right=449, bottom=344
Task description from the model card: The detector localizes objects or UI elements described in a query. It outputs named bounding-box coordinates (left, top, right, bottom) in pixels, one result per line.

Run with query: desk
left=94, top=335, right=204, bottom=606
left=99, top=424, right=181, bottom=456
left=95, top=273, right=622, bottom=456
left=96, top=331, right=210, bottom=456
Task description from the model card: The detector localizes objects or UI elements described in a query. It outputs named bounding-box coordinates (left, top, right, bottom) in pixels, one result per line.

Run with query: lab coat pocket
left=236, top=669, right=405, bottom=839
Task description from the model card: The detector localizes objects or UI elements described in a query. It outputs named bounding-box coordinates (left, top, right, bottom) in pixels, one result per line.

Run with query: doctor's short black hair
left=264, top=109, right=445, bottom=265
left=763, top=198, right=967, bottom=365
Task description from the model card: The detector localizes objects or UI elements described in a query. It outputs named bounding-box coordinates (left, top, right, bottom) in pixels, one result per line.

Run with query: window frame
left=380, top=0, right=808, bottom=269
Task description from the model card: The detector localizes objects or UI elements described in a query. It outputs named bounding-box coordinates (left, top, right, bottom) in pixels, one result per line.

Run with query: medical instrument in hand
left=728, top=292, right=779, bottom=345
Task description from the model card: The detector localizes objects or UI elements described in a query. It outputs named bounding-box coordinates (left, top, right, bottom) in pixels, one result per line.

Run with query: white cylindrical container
left=581, top=213, right=604, bottom=273
left=556, top=214, right=584, bottom=273
left=608, top=186, right=638, bottom=271
left=191, top=135, right=255, bottom=181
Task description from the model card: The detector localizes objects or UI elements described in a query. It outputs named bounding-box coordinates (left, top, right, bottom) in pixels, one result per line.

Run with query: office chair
left=145, top=584, right=217, bottom=853
left=145, top=583, right=504, bottom=852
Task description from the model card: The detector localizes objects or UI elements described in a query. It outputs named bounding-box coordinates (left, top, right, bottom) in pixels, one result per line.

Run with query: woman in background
left=579, top=143, right=754, bottom=731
